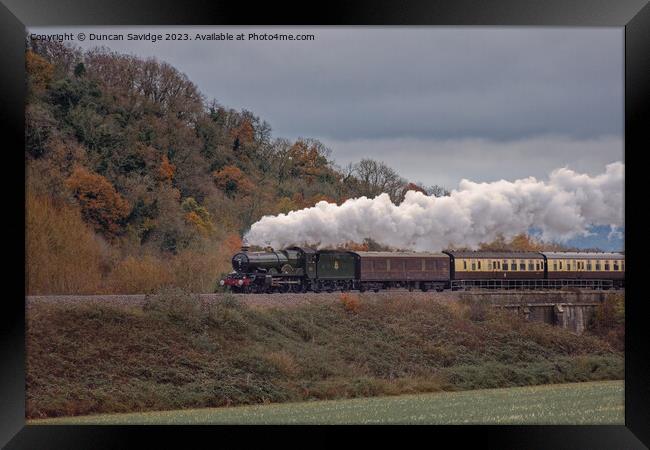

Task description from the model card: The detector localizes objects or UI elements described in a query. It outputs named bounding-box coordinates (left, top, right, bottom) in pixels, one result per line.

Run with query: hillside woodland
left=25, top=42, right=581, bottom=294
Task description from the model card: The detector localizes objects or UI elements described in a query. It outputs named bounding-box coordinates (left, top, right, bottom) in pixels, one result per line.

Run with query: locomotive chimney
left=241, top=238, right=250, bottom=253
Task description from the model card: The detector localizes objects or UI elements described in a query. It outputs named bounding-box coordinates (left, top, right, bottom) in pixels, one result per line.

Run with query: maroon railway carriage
left=353, top=251, right=450, bottom=292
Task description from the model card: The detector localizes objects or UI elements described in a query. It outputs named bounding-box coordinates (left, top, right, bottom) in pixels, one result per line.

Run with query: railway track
left=25, top=289, right=618, bottom=309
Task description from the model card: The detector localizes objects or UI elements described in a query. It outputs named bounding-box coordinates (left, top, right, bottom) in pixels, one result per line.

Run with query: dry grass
left=26, top=192, right=108, bottom=294
left=26, top=193, right=234, bottom=295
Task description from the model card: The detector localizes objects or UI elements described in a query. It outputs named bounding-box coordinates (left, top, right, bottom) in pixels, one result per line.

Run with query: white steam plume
left=245, top=162, right=624, bottom=251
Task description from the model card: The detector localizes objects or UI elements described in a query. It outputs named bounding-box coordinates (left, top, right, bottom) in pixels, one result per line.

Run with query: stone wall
left=459, top=290, right=622, bottom=334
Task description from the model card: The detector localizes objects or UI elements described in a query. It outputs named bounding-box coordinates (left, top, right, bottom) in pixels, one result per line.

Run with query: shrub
left=340, top=293, right=361, bottom=313
left=65, top=166, right=131, bottom=239
left=588, top=294, right=625, bottom=350
left=264, top=351, right=300, bottom=378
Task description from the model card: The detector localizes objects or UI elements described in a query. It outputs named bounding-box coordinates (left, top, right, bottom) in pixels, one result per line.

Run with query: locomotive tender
left=220, top=246, right=624, bottom=293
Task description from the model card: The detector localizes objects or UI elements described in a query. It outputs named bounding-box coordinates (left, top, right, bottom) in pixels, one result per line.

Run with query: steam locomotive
left=220, top=245, right=625, bottom=293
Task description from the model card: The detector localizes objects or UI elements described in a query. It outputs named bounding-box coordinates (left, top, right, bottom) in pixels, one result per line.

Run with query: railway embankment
left=26, top=288, right=623, bottom=419
left=26, top=289, right=622, bottom=333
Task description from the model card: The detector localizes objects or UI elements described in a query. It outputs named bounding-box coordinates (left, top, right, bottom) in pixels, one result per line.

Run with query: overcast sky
left=30, top=26, right=624, bottom=188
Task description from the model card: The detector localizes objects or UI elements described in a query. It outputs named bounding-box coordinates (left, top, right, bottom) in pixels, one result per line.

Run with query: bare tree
left=425, top=184, right=451, bottom=197
left=351, top=158, right=406, bottom=203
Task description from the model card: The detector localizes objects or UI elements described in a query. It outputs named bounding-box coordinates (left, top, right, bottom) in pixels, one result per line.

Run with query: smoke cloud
left=245, top=162, right=624, bottom=251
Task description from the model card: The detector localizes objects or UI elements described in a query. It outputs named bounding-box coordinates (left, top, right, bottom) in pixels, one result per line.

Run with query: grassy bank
left=26, top=290, right=623, bottom=419
left=30, top=380, right=623, bottom=425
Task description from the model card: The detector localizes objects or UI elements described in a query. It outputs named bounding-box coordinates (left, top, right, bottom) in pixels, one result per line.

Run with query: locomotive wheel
left=359, top=286, right=366, bottom=293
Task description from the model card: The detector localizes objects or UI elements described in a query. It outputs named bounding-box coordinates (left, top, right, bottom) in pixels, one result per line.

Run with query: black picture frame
left=2, top=0, right=648, bottom=447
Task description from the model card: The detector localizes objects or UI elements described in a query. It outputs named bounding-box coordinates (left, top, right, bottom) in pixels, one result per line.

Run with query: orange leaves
left=65, top=166, right=131, bottom=239
left=508, top=234, right=543, bottom=251
left=344, top=242, right=370, bottom=252
left=223, top=234, right=243, bottom=254
left=213, top=165, right=254, bottom=196
left=230, top=118, right=255, bottom=149
left=339, top=293, right=361, bottom=314
left=157, top=155, right=176, bottom=183
left=479, top=233, right=548, bottom=252
left=307, top=194, right=335, bottom=205
left=404, top=182, right=427, bottom=195
left=26, top=50, right=54, bottom=94
left=286, top=140, right=330, bottom=183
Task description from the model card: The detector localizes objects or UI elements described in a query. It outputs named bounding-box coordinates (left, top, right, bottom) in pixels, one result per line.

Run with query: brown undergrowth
left=26, top=290, right=623, bottom=419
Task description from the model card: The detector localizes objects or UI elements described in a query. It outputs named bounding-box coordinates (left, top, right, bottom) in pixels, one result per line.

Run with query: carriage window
left=463, top=260, right=467, bottom=270
left=503, top=260, right=508, bottom=270
left=553, top=262, right=557, bottom=270
left=587, top=262, right=592, bottom=270
left=613, top=261, right=619, bottom=271
left=528, top=261, right=534, bottom=270
left=604, top=261, right=610, bottom=271
left=595, top=262, right=601, bottom=270
left=510, top=261, right=516, bottom=270
left=471, top=262, right=476, bottom=270
left=519, top=262, right=526, bottom=270
left=559, top=261, right=563, bottom=270
left=477, top=261, right=481, bottom=270
left=495, top=261, right=499, bottom=269
left=536, top=262, right=540, bottom=270
left=488, top=261, right=492, bottom=270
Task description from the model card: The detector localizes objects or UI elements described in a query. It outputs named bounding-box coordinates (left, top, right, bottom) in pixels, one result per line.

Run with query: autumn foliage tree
left=157, top=154, right=176, bottom=183
left=181, top=197, right=214, bottom=236
left=25, top=42, right=455, bottom=294
left=213, top=165, right=254, bottom=197
left=65, top=166, right=131, bottom=239
left=25, top=50, right=54, bottom=94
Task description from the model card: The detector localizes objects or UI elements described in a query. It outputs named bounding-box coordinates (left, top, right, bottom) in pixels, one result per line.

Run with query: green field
left=30, top=380, right=623, bottom=425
